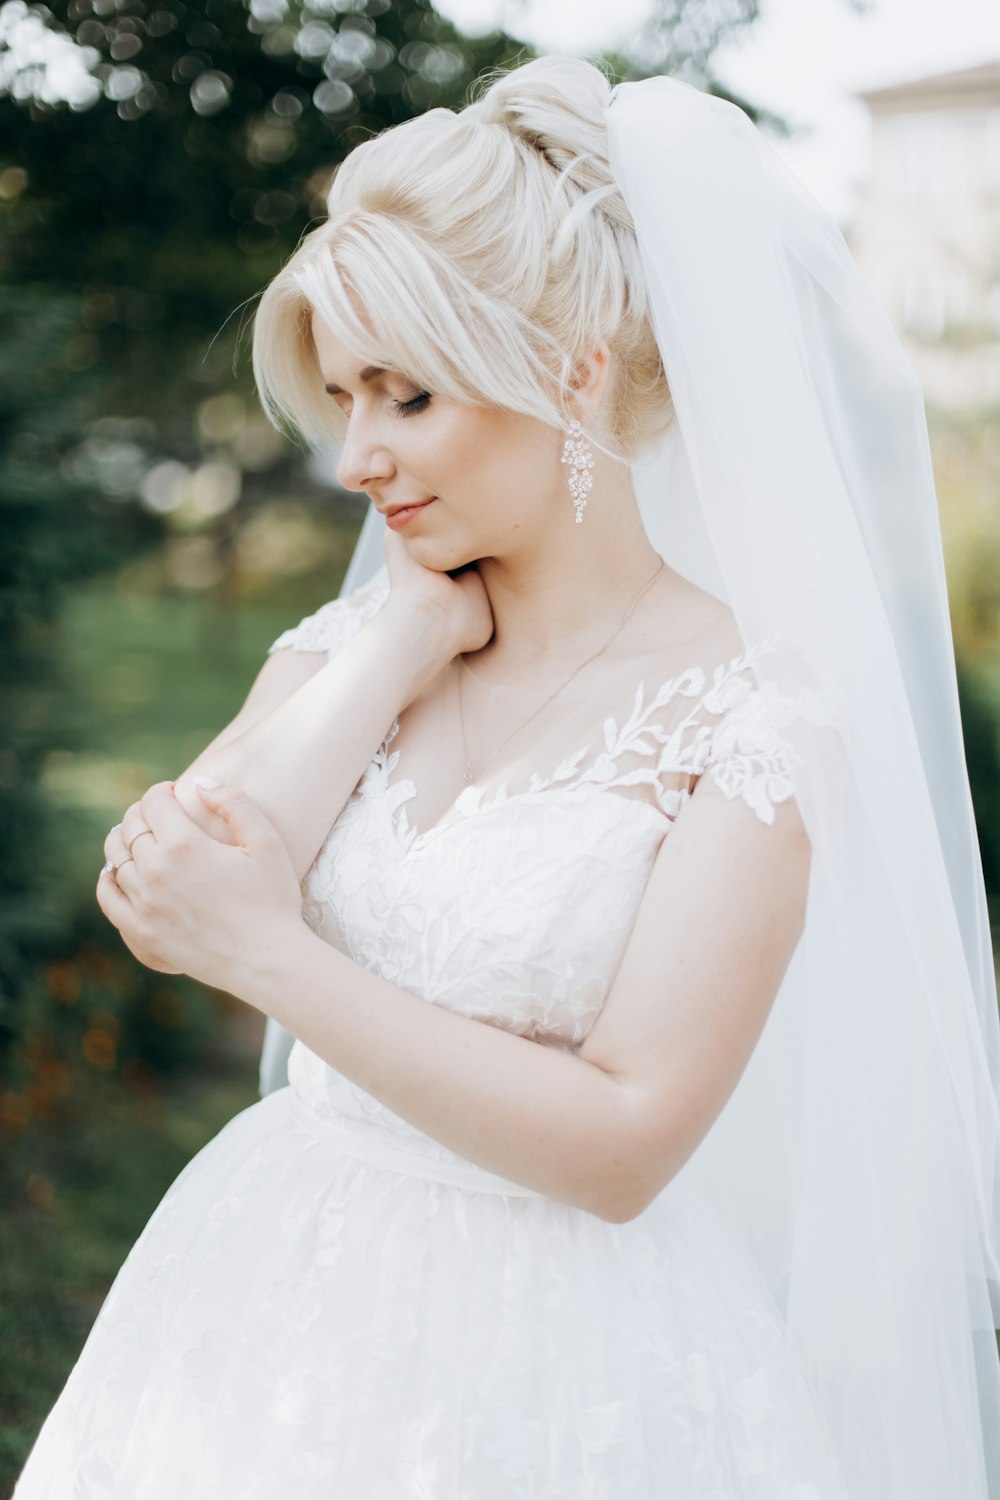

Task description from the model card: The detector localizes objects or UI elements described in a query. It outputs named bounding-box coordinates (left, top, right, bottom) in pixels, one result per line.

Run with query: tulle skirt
left=14, top=1085, right=850, bottom=1498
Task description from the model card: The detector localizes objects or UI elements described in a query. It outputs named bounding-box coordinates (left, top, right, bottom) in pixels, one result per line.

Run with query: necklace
left=458, top=557, right=665, bottom=787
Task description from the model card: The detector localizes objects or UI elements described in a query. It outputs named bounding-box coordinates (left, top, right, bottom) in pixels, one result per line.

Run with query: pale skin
left=96, top=313, right=811, bottom=1224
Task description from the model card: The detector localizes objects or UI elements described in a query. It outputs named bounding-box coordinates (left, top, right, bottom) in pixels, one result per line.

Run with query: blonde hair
left=252, top=54, right=674, bottom=463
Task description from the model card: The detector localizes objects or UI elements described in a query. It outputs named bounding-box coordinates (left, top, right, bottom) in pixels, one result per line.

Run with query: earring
left=561, top=418, right=594, bottom=524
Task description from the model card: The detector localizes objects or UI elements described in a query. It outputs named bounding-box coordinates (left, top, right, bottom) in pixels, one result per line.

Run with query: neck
left=466, top=473, right=665, bottom=682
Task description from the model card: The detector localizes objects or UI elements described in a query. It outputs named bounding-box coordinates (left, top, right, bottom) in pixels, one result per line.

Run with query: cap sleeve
left=266, top=565, right=390, bottom=658
left=690, top=640, right=847, bottom=825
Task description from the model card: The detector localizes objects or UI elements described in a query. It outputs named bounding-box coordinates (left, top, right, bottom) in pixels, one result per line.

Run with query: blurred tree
left=0, top=0, right=528, bottom=436
left=0, top=0, right=526, bottom=1079
left=0, top=285, right=158, bottom=1049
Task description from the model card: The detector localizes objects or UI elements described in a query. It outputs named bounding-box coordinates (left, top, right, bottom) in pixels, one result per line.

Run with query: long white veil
left=260, top=73, right=1000, bottom=1499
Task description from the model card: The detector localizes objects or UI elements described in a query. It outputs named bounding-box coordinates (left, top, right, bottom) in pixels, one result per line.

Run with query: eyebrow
left=324, top=365, right=388, bottom=396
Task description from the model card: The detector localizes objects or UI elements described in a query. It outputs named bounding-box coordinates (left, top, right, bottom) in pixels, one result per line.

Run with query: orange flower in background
left=46, top=961, right=80, bottom=1005
left=81, top=1027, right=117, bottom=1072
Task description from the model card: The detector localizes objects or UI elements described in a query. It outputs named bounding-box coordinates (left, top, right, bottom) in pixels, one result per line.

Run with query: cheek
left=427, top=411, right=489, bottom=486
left=417, top=408, right=552, bottom=536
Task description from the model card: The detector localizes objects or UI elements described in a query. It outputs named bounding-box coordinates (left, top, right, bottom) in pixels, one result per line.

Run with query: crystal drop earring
left=560, top=418, right=595, bottom=524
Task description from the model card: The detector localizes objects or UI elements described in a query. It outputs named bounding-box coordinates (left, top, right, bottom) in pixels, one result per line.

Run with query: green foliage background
left=0, top=0, right=997, bottom=1490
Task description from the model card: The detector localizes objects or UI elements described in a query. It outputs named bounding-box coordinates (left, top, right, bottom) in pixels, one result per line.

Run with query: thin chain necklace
left=458, top=557, right=665, bottom=787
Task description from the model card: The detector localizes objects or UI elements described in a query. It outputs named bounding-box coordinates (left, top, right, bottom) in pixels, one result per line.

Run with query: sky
left=434, top=0, right=1000, bottom=228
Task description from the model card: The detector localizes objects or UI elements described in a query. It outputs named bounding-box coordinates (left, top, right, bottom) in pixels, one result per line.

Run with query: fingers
left=95, top=866, right=177, bottom=972
left=96, top=859, right=134, bottom=926
left=102, top=822, right=137, bottom=897
left=139, top=780, right=189, bottom=839
left=172, top=776, right=236, bottom=841
left=100, top=806, right=156, bottom=899
left=101, top=788, right=167, bottom=871
left=191, top=779, right=272, bottom=852
left=102, top=779, right=210, bottom=902
left=97, top=791, right=179, bottom=972
left=121, top=801, right=157, bottom=860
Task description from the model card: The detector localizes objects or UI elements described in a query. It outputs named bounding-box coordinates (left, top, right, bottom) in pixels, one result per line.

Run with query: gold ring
left=127, top=828, right=154, bottom=857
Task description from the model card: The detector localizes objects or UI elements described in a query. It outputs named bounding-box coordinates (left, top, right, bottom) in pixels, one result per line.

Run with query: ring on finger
left=127, top=827, right=154, bottom=857
left=101, top=854, right=135, bottom=885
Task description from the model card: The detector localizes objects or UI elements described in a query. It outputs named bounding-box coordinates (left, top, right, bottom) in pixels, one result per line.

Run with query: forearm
left=174, top=601, right=452, bottom=883
left=237, top=924, right=647, bottom=1223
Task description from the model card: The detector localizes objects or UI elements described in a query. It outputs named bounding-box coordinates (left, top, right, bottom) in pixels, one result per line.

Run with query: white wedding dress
left=15, top=567, right=851, bottom=1499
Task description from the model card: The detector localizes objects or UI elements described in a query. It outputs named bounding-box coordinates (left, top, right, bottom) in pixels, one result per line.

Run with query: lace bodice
left=267, top=567, right=840, bottom=1172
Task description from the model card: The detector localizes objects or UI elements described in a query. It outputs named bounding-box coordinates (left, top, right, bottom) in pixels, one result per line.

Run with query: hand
left=381, top=528, right=494, bottom=658
left=102, top=785, right=239, bottom=972
left=97, top=780, right=303, bottom=996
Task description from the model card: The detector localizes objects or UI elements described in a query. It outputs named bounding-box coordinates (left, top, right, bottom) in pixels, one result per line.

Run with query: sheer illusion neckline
left=374, top=717, right=672, bottom=852
left=368, top=637, right=781, bottom=850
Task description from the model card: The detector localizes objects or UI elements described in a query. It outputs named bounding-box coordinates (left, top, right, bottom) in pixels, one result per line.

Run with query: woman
left=15, top=54, right=1000, bottom=1499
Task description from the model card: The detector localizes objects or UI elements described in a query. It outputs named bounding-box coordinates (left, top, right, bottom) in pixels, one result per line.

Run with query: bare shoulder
left=633, top=565, right=746, bottom=677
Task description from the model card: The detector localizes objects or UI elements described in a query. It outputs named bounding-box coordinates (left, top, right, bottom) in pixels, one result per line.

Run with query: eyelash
left=391, top=392, right=431, bottom=417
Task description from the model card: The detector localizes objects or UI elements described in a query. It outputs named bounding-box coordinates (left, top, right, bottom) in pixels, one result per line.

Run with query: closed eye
left=391, top=392, right=431, bottom=417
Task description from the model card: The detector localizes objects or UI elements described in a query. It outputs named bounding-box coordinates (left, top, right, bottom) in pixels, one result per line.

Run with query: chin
left=405, top=536, right=481, bottom=574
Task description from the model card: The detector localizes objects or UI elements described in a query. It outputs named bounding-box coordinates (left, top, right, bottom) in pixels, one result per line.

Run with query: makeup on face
left=384, top=498, right=438, bottom=531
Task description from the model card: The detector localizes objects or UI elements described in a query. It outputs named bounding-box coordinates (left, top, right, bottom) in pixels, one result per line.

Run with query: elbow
left=583, top=1142, right=671, bottom=1226
left=595, top=1198, right=647, bottom=1226
left=586, top=1095, right=687, bottom=1224
left=594, top=1172, right=666, bottom=1223
left=563, top=1071, right=684, bottom=1224
left=590, top=1183, right=660, bottom=1225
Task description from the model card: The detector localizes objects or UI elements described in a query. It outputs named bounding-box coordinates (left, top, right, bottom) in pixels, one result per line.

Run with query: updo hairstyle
left=252, top=54, right=674, bottom=464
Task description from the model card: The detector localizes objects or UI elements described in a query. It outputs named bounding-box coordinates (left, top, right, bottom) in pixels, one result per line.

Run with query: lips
left=382, top=497, right=438, bottom=531
left=380, top=497, right=436, bottom=517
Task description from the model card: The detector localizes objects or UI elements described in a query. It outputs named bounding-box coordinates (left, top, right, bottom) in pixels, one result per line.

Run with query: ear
left=569, top=339, right=614, bottom=426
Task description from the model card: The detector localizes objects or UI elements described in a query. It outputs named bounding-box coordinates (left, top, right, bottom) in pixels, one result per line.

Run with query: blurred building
left=848, top=59, right=1000, bottom=413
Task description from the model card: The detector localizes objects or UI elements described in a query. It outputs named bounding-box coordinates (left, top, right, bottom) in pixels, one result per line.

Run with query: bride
left=15, top=54, right=1000, bottom=1500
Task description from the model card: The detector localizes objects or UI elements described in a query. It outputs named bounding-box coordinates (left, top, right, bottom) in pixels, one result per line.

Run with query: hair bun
left=466, top=55, right=615, bottom=200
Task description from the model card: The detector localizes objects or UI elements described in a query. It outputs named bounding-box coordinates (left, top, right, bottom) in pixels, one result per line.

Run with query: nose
left=335, top=411, right=394, bottom=495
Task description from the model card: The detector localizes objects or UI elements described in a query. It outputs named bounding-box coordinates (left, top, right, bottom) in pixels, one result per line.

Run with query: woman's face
left=311, top=311, right=566, bottom=574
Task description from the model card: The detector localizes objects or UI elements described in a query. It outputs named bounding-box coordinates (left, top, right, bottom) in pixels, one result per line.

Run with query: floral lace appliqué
left=429, top=637, right=843, bottom=831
